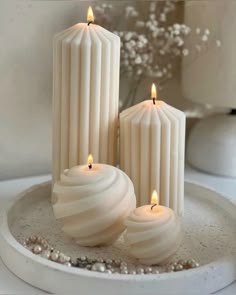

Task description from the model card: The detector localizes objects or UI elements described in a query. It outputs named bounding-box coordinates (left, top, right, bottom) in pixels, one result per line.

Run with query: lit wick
left=87, top=154, right=93, bottom=169
left=87, top=6, right=94, bottom=26
left=150, top=190, right=158, bottom=210
left=151, top=83, right=157, bottom=105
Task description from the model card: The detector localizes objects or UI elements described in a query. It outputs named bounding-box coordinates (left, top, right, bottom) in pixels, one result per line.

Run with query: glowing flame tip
left=151, top=190, right=158, bottom=205
left=87, top=6, right=94, bottom=23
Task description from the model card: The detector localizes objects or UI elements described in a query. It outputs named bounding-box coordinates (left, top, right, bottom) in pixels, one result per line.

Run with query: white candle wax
left=52, top=159, right=136, bottom=247
left=120, top=89, right=185, bottom=216
left=52, top=8, right=120, bottom=184
left=124, top=193, right=182, bottom=265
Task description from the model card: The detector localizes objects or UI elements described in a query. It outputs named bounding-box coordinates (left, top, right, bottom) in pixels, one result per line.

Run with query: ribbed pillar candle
left=120, top=86, right=185, bottom=216
left=52, top=9, right=120, bottom=184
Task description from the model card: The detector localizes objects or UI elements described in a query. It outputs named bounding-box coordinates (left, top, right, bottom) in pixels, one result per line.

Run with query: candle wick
left=88, top=163, right=92, bottom=169
left=87, top=21, right=93, bottom=26
left=152, top=97, right=156, bottom=105
left=151, top=203, right=157, bottom=210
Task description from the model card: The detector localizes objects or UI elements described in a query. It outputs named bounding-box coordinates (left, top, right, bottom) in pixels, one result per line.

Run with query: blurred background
left=0, top=0, right=234, bottom=180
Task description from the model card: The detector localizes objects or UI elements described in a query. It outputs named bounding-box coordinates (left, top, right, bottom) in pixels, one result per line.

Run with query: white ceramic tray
left=0, top=181, right=236, bottom=295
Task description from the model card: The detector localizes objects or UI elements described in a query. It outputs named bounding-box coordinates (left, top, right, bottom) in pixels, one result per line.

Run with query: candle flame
left=151, top=190, right=158, bottom=205
left=87, top=154, right=93, bottom=165
left=87, top=6, right=94, bottom=23
left=151, top=83, right=157, bottom=99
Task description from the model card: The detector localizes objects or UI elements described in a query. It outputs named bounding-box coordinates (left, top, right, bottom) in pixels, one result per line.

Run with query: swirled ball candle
left=52, top=155, right=136, bottom=247
left=124, top=190, right=182, bottom=265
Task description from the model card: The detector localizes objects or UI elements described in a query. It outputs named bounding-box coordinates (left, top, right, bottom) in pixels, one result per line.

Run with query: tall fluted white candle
left=52, top=7, right=120, bottom=184
left=120, top=84, right=186, bottom=216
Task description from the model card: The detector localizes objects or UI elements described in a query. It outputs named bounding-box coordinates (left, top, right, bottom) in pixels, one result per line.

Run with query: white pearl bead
left=50, top=252, right=59, bottom=261
left=41, top=250, right=50, bottom=259
left=196, top=28, right=201, bottom=34
left=65, top=256, right=71, bottom=262
left=32, top=245, right=42, bottom=254
left=30, top=236, right=37, bottom=243
left=136, top=267, right=144, bottom=274
left=59, top=254, right=66, bottom=264
left=175, top=264, right=183, bottom=271
left=129, top=270, right=136, bottom=275
left=91, top=263, right=106, bottom=272
left=144, top=267, right=152, bottom=274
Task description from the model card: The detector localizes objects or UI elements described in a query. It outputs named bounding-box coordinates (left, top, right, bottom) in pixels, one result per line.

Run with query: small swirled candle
left=52, top=155, right=136, bottom=247
left=124, top=190, right=182, bottom=265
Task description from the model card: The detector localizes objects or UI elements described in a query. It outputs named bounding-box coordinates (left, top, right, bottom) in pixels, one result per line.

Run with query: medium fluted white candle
left=124, top=190, right=182, bottom=265
left=52, top=7, right=120, bottom=184
left=120, top=84, right=185, bottom=216
left=52, top=155, right=136, bottom=247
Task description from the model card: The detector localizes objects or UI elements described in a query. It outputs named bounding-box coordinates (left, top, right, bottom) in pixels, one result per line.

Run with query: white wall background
left=0, top=1, right=90, bottom=180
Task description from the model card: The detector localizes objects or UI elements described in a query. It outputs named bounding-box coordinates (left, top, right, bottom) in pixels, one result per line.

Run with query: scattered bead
left=144, top=267, right=153, bottom=274
left=80, top=256, right=87, bottom=261
left=59, top=254, right=66, bottom=264
left=91, top=263, right=106, bottom=273
left=37, top=237, right=42, bottom=244
left=196, top=27, right=201, bottom=35
left=136, top=267, right=144, bottom=274
left=32, top=245, right=42, bottom=254
left=65, top=256, right=71, bottom=262
left=177, top=259, right=186, bottom=265
left=202, top=35, right=208, bottom=42
left=166, top=265, right=175, bottom=272
left=30, top=236, right=37, bottom=243
left=175, top=264, right=184, bottom=271
left=50, top=252, right=59, bottom=262
left=216, top=40, right=221, bottom=47
left=129, top=270, right=136, bottom=275
left=120, top=262, right=127, bottom=267
left=41, top=250, right=50, bottom=259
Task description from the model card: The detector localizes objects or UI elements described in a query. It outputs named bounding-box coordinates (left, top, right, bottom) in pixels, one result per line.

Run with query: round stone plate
left=0, top=181, right=236, bottom=295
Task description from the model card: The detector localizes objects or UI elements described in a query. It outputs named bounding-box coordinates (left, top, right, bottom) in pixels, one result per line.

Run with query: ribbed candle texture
left=52, top=23, right=120, bottom=184
left=120, top=100, right=186, bottom=216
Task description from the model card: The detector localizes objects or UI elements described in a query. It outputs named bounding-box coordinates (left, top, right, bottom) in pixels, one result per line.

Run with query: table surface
left=0, top=165, right=236, bottom=294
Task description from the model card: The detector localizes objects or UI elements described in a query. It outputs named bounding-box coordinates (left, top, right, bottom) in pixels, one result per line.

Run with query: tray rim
left=0, top=181, right=236, bottom=293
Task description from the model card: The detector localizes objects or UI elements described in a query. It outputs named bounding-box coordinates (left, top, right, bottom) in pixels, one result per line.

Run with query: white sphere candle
left=124, top=190, right=182, bottom=265
left=52, top=155, right=136, bottom=247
